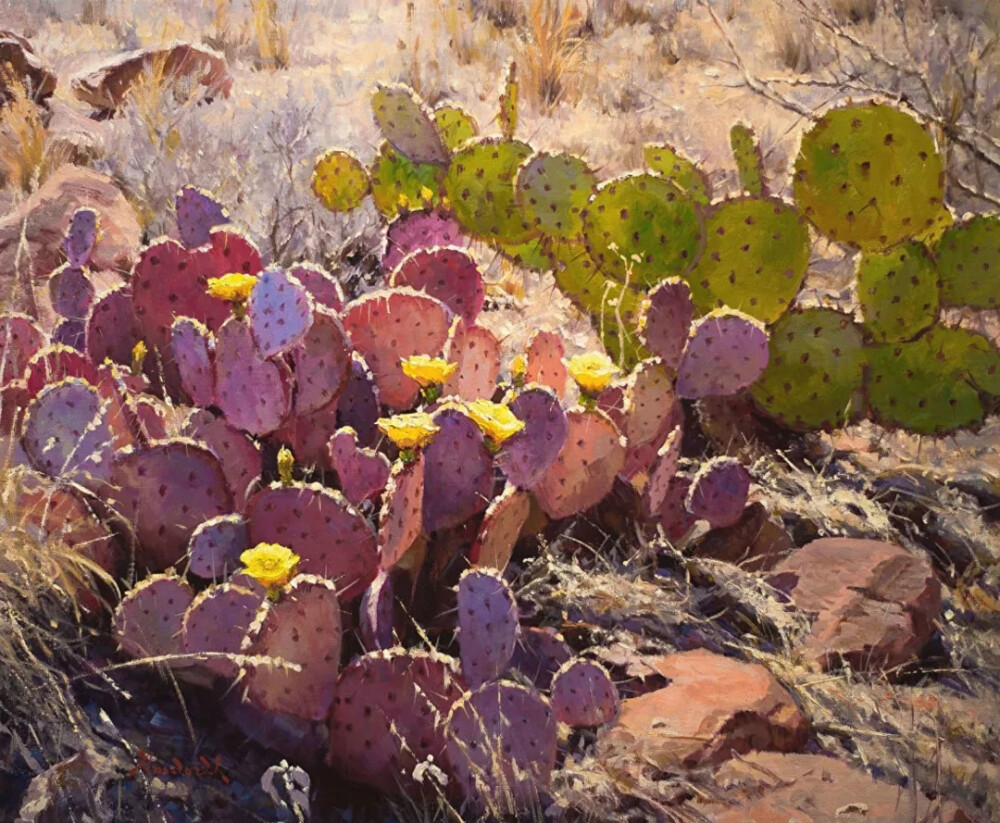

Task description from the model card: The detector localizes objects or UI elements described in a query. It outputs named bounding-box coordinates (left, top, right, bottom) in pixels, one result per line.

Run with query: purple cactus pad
left=328, top=427, right=391, bottom=506
left=384, top=209, right=469, bottom=272
left=0, top=313, right=45, bottom=386
left=422, top=408, right=493, bottom=533
left=390, top=246, right=485, bottom=324
left=175, top=185, right=229, bottom=249
left=686, top=456, right=752, bottom=528
left=183, top=408, right=263, bottom=510
left=49, top=265, right=96, bottom=320
left=292, top=307, right=351, bottom=416
left=214, top=318, right=291, bottom=436
left=550, top=658, right=619, bottom=726
left=182, top=582, right=262, bottom=677
left=187, top=514, right=249, bottom=580
left=496, top=386, right=568, bottom=490
left=457, top=568, right=520, bottom=687
left=247, top=269, right=314, bottom=359
left=62, top=207, right=99, bottom=268
left=442, top=318, right=501, bottom=401
left=637, top=279, right=694, bottom=370
left=675, top=311, right=769, bottom=399
left=113, top=574, right=195, bottom=661
left=170, top=317, right=215, bottom=407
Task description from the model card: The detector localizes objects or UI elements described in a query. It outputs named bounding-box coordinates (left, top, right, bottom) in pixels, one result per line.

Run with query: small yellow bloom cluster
left=240, top=543, right=300, bottom=589
left=206, top=272, right=257, bottom=303
left=131, top=340, right=148, bottom=376
left=377, top=412, right=440, bottom=450
left=277, top=446, right=295, bottom=487
left=566, top=352, right=619, bottom=394
left=401, top=355, right=457, bottom=387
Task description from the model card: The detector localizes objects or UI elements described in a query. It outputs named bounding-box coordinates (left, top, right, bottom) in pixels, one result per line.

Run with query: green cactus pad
left=549, top=244, right=610, bottom=313
left=444, top=137, right=536, bottom=244
left=493, top=236, right=552, bottom=272
left=866, top=326, right=1000, bottom=433
left=935, top=215, right=1000, bottom=309
left=751, top=308, right=866, bottom=430
left=598, top=286, right=647, bottom=370
left=793, top=102, right=944, bottom=250
left=433, top=104, right=478, bottom=151
left=515, top=152, right=597, bottom=240
left=311, top=149, right=370, bottom=213
left=499, top=60, right=518, bottom=141
left=730, top=123, right=766, bottom=196
left=371, top=83, right=450, bottom=165
left=857, top=241, right=939, bottom=342
left=643, top=143, right=711, bottom=206
left=582, top=173, right=705, bottom=287
left=369, top=141, right=444, bottom=219
left=687, top=197, right=810, bottom=323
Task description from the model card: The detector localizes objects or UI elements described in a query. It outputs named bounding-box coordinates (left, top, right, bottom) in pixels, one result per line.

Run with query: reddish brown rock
left=696, top=751, right=978, bottom=823
left=0, top=166, right=140, bottom=328
left=690, top=501, right=793, bottom=571
left=768, top=538, right=942, bottom=673
left=597, top=649, right=809, bottom=769
left=71, top=43, right=232, bottom=114
left=0, top=30, right=57, bottom=105
left=44, top=100, right=107, bottom=165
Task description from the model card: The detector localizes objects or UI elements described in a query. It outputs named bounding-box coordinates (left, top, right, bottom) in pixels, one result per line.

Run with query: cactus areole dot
left=240, top=543, right=300, bottom=591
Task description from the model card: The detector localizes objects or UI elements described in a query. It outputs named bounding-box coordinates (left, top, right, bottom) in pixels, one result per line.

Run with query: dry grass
left=250, top=0, right=291, bottom=70
left=0, top=66, right=67, bottom=194
left=767, top=9, right=814, bottom=72
left=519, top=0, right=586, bottom=110
left=829, top=0, right=879, bottom=24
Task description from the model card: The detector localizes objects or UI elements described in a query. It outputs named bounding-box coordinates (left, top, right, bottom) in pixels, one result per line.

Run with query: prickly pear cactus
left=582, top=173, right=704, bottom=287
left=442, top=318, right=501, bottom=401
left=389, top=247, right=485, bottom=323
left=371, top=83, right=450, bottom=166
left=422, top=408, right=493, bottom=533
left=326, top=649, right=466, bottom=795
left=675, top=310, right=770, bottom=399
left=187, top=514, right=249, bottom=580
left=857, top=241, right=940, bottom=342
left=550, top=658, right=619, bottom=726
left=793, top=102, right=944, bottom=250
left=729, top=123, right=766, bottom=196
left=444, top=137, right=537, bottom=244
left=433, top=104, right=478, bottom=151
left=499, top=59, right=518, bottom=140
left=496, top=386, right=569, bottom=490
left=686, top=456, right=752, bottom=528
left=62, top=207, right=99, bottom=267
left=636, top=279, right=694, bottom=371
left=359, top=570, right=396, bottom=651
left=241, top=574, right=342, bottom=721
left=328, top=427, right=391, bottom=506
left=170, top=317, right=215, bottom=407
left=457, top=568, right=520, bottom=687
left=182, top=582, right=261, bottom=677
left=369, top=141, right=444, bottom=218
left=377, top=453, right=424, bottom=570
left=469, top=484, right=531, bottom=570
left=935, top=214, right=1000, bottom=309
left=288, top=263, right=344, bottom=313
left=751, top=308, right=866, bottom=430
left=175, top=185, right=229, bottom=248
left=686, top=197, right=810, bottom=323
left=641, top=425, right=682, bottom=516
left=525, top=329, right=568, bottom=398
left=50, top=265, right=95, bottom=321
left=114, top=574, right=195, bottom=660
left=85, top=286, right=140, bottom=369
left=291, top=307, right=352, bottom=416
left=311, top=149, right=371, bottom=213
left=383, top=209, right=469, bottom=272
left=183, top=408, right=263, bottom=510
left=214, top=318, right=291, bottom=436
left=515, top=151, right=597, bottom=240
left=644, top=142, right=711, bottom=205
left=247, top=269, right=314, bottom=359
left=0, top=314, right=45, bottom=386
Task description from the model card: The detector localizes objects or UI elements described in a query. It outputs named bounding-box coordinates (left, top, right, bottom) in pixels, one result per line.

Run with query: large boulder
left=597, top=648, right=809, bottom=769
left=695, top=751, right=978, bottom=822
left=71, top=43, right=232, bottom=114
left=0, top=30, right=57, bottom=105
left=768, top=537, right=942, bottom=673
left=0, top=166, right=139, bottom=328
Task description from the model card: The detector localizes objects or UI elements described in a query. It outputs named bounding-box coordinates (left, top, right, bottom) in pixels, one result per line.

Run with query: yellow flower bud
left=510, top=354, right=527, bottom=380
left=131, top=340, right=148, bottom=375
left=277, top=446, right=294, bottom=487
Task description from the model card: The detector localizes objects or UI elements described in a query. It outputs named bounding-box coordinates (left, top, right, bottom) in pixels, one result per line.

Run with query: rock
left=44, top=101, right=107, bottom=165
left=597, top=648, right=809, bottom=769
left=71, top=43, right=232, bottom=114
left=768, top=537, right=942, bottom=674
left=689, top=501, right=794, bottom=571
left=0, top=30, right=57, bottom=105
left=0, top=166, right=140, bottom=328
left=16, top=748, right=126, bottom=823
left=695, top=751, right=978, bottom=823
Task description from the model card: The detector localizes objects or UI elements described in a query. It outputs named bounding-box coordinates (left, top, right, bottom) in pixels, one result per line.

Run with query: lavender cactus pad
left=384, top=209, right=469, bottom=272
left=457, top=568, right=520, bottom=687
left=187, top=514, right=249, bottom=580
left=390, top=247, right=486, bottom=324
left=378, top=453, right=424, bottom=570
left=62, top=207, right=99, bottom=267
left=496, top=386, right=568, bottom=490
left=113, top=574, right=195, bottom=660
left=183, top=408, right=263, bottom=510
left=214, top=318, right=291, bottom=436
left=288, top=264, right=344, bottom=313
left=182, top=582, right=262, bottom=678
left=175, top=185, right=229, bottom=248
left=328, top=427, right=391, bottom=506
left=49, top=265, right=96, bottom=321
left=291, top=307, right=351, bottom=415
left=85, top=286, right=140, bottom=368
left=247, top=269, right=314, bottom=359
left=637, top=279, right=694, bottom=370
left=550, top=658, right=619, bottom=726
left=422, top=408, right=493, bottom=533
left=686, top=456, right=752, bottom=528
left=170, top=317, right=215, bottom=407
left=676, top=311, right=769, bottom=399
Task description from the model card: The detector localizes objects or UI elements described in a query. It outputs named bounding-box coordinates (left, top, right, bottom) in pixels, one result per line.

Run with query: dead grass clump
left=767, top=10, right=814, bottom=72
left=0, top=65, right=67, bottom=193
left=471, top=0, right=524, bottom=28
left=829, top=0, right=879, bottom=24
left=519, top=0, right=586, bottom=110
left=250, top=0, right=290, bottom=70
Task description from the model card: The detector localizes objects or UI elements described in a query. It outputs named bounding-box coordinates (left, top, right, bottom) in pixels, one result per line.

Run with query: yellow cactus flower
left=240, top=543, right=300, bottom=589
left=401, top=355, right=457, bottom=387
left=377, top=412, right=440, bottom=450
left=566, top=352, right=619, bottom=394
left=206, top=272, right=257, bottom=303
left=131, top=340, right=148, bottom=375
left=510, top=354, right=527, bottom=381
left=277, top=446, right=294, bottom=487
left=397, top=192, right=411, bottom=211
left=465, top=398, right=525, bottom=445
left=419, top=186, right=435, bottom=203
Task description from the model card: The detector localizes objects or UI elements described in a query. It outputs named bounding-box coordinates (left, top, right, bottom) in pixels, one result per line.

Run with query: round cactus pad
left=183, top=408, right=263, bottom=509
left=457, top=568, right=520, bottom=687
left=687, top=456, right=752, bottom=528
left=496, top=386, right=569, bottom=490
left=936, top=215, right=1000, bottom=309
left=643, top=142, right=711, bottom=206
left=534, top=409, right=626, bottom=520
left=515, top=151, right=597, bottom=240
left=422, top=408, right=493, bottom=533
left=390, top=246, right=485, bottom=324
left=62, top=207, right=99, bottom=267
left=444, top=137, right=537, bottom=244
left=442, top=319, right=501, bottom=402
left=384, top=209, right=469, bottom=273
left=469, top=485, right=531, bottom=571
left=182, top=582, right=261, bottom=677
left=50, top=265, right=95, bottom=321
left=551, top=658, right=619, bottom=727
left=687, top=197, right=810, bottom=323
left=793, top=102, right=944, bottom=250
left=108, top=438, right=234, bottom=572
left=342, top=288, right=453, bottom=410
left=242, top=575, right=342, bottom=721
left=187, top=514, right=249, bottom=580
left=327, top=649, right=466, bottom=795
left=175, top=185, right=229, bottom=248
left=113, top=574, right=195, bottom=660
left=247, top=269, right=314, bottom=359
left=312, top=149, right=371, bottom=213
left=170, top=317, right=215, bottom=407
left=857, top=241, right=940, bottom=342
left=676, top=310, right=770, bottom=399
left=85, top=286, right=140, bottom=368
left=658, top=476, right=697, bottom=541
left=214, top=318, right=291, bottom=436
left=433, top=103, right=478, bottom=151
left=582, top=173, right=705, bottom=287
left=247, top=482, right=377, bottom=603
left=292, top=307, right=352, bottom=415
left=288, top=264, right=344, bottom=313
left=751, top=308, right=866, bottom=430
left=637, top=279, right=694, bottom=371
left=372, top=83, right=450, bottom=166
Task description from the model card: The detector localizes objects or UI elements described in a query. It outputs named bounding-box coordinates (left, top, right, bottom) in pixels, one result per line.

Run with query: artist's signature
left=128, top=749, right=232, bottom=784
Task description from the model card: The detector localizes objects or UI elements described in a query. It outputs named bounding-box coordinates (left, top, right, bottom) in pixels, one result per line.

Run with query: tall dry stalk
left=250, top=0, right=290, bottom=70
left=520, top=0, right=585, bottom=110
left=0, top=64, right=65, bottom=193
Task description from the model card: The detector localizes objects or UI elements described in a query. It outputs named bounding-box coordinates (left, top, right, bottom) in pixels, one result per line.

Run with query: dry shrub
left=250, top=0, right=290, bottom=70
left=0, top=65, right=68, bottom=193
left=520, top=0, right=586, bottom=110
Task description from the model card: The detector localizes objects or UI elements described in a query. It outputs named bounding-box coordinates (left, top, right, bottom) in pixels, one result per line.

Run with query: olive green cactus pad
left=686, top=197, right=810, bottom=323
left=597, top=284, right=647, bottom=369
left=751, top=308, right=866, bottom=430
left=433, top=104, right=478, bottom=151
left=935, top=215, right=1000, bottom=309
left=444, top=137, right=537, bottom=244
left=793, top=103, right=944, bottom=250
left=515, top=152, right=597, bottom=240
left=729, top=124, right=766, bottom=197
left=866, top=326, right=1000, bottom=433
left=493, top=237, right=552, bottom=273
left=549, top=244, right=617, bottom=315
left=369, top=141, right=444, bottom=218
left=582, top=173, right=705, bottom=287
left=312, top=150, right=371, bottom=213
left=371, top=83, right=450, bottom=165
left=643, top=143, right=711, bottom=206
left=857, top=241, right=940, bottom=342
left=499, top=60, right=518, bottom=141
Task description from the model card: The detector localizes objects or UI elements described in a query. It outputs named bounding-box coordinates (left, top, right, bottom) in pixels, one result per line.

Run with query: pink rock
left=0, top=30, right=56, bottom=104
left=597, top=648, right=809, bottom=769
left=768, top=538, right=942, bottom=673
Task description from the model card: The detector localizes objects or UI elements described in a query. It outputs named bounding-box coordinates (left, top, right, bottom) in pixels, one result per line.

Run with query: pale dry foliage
left=766, top=7, right=814, bottom=72
left=250, top=0, right=290, bottom=70
left=0, top=65, right=67, bottom=194
left=519, top=0, right=586, bottom=110
left=829, top=0, right=878, bottom=24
